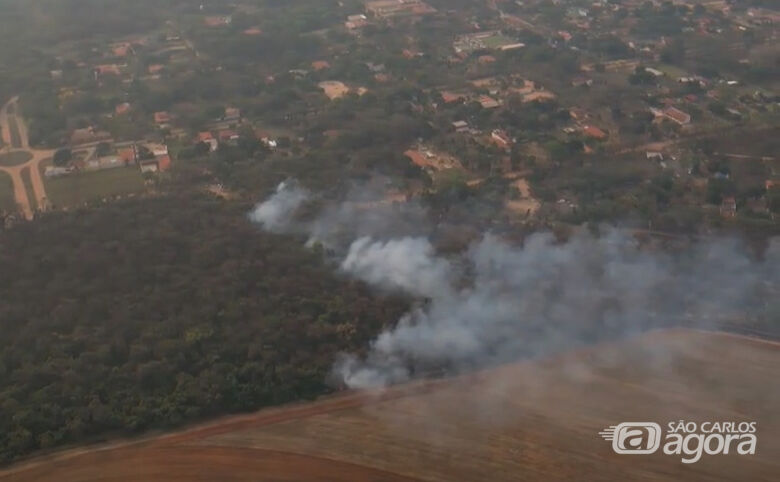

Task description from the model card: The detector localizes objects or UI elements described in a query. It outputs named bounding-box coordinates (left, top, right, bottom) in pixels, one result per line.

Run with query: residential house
left=664, top=106, right=692, bottom=125
left=198, top=132, right=219, bottom=152
left=583, top=125, right=607, bottom=140
left=139, top=154, right=171, bottom=174
left=478, top=95, right=500, bottom=109
left=452, top=120, right=469, bottom=133
left=491, top=130, right=512, bottom=150
left=346, top=14, right=369, bottom=30
left=139, top=158, right=159, bottom=174
left=118, top=148, right=136, bottom=165
left=646, top=151, right=664, bottom=162
left=115, top=103, right=131, bottom=115
left=569, top=108, right=589, bottom=122
left=146, top=143, right=168, bottom=157
left=571, top=75, right=593, bottom=87
left=112, top=43, right=131, bottom=57
left=44, top=166, right=75, bottom=178
left=95, top=64, right=121, bottom=77
left=440, top=91, right=466, bottom=103
left=312, top=60, right=331, bottom=71
left=154, top=111, right=172, bottom=127
left=204, top=16, right=232, bottom=27
left=218, top=129, right=240, bottom=144
left=224, top=107, right=241, bottom=122
left=364, top=0, right=436, bottom=19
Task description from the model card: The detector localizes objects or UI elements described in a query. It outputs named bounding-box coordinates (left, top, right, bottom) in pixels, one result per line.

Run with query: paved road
left=0, top=97, right=53, bottom=219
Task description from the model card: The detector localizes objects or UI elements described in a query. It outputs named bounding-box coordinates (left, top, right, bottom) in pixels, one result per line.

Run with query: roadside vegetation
left=0, top=172, right=15, bottom=211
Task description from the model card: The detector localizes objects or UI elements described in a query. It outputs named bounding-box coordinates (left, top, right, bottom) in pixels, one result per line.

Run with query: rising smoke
left=250, top=181, right=780, bottom=389
left=248, top=180, right=310, bottom=233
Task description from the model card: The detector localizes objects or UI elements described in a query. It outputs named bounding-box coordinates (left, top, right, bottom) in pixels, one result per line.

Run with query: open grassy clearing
left=20, top=167, right=36, bottom=211
left=0, top=151, right=31, bottom=167
left=482, top=33, right=517, bottom=49
left=7, top=116, right=22, bottom=149
left=42, top=166, right=146, bottom=209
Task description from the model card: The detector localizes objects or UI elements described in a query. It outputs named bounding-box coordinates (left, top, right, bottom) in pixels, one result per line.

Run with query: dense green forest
left=0, top=193, right=408, bottom=464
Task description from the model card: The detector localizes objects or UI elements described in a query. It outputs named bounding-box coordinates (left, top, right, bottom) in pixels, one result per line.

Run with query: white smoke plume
left=248, top=180, right=310, bottom=233
left=341, top=237, right=452, bottom=298
left=251, top=181, right=780, bottom=390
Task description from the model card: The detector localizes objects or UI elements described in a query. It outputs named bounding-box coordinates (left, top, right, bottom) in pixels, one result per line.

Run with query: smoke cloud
left=250, top=181, right=780, bottom=389
left=341, top=237, right=452, bottom=298
left=248, top=180, right=310, bottom=233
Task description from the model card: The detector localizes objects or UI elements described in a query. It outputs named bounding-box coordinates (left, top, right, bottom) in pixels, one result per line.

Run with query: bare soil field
left=2, top=329, right=778, bottom=481
left=319, top=81, right=351, bottom=100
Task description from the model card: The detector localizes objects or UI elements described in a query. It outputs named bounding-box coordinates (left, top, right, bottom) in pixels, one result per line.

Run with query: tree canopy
left=0, top=194, right=408, bottom=464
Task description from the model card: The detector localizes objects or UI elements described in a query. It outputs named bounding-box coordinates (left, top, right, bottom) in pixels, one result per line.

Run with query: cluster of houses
left=439, top=76, right=557, bottom=112
left=345, top=0, right=436, bottom=32
left=45, top=142, right=172, bottom=178
left=364, top=0, right=436, bottom=19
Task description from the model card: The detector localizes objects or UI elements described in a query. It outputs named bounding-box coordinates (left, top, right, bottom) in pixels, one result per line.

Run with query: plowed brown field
left=2, top=329, right=778, bottom=481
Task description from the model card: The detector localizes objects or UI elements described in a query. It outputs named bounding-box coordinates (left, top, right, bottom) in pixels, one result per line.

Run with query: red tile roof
left=312, top=60, right=331, bottom=71
left=441, top=91, right=465, bottom=103
left=157, top=155, right=171, bottom=172
left=154, top=112, right=171, bottom=124
left=583, top=125, right=607, bottom=140
left=664, top=106, right=691, bottom=125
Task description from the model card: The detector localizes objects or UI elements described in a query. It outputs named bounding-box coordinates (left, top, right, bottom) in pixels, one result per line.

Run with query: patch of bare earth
left=319, top=81, right=351, bottom=100
left=2, top=330, right=778, bottom=481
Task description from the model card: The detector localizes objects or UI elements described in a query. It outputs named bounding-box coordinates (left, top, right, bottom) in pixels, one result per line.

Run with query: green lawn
left=0, top=170, right=16, bottom=212
left=20, top=166, right=36, bottom=211
left=0, top=150, right=31, bottom=167
left=658, top=64, right=688, bottom=78
left=8, top=115, right=22, bottom=148
left=43, top=166, right=146, bottom=209
left=483, top=33, right=517, bottom=49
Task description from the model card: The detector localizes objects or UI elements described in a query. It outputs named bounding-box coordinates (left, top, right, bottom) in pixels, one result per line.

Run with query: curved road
left=0, top=97, right=52, bottom=220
